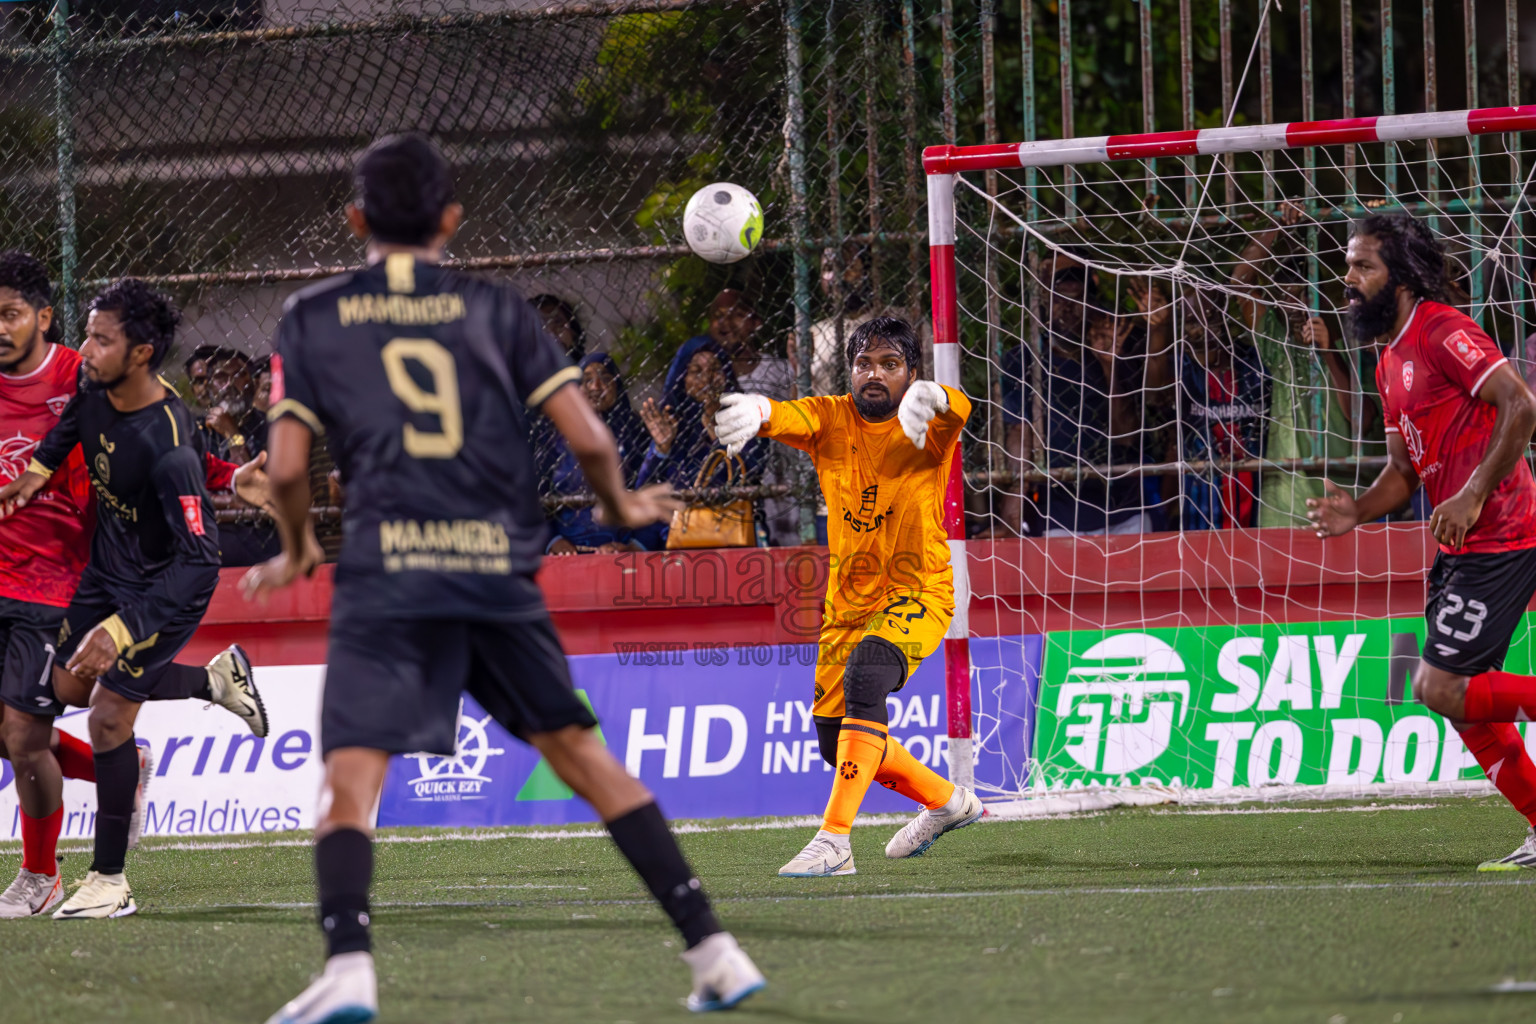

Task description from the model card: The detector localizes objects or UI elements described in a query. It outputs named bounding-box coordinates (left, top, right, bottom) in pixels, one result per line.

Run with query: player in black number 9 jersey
left=244, top=134, right=765, bottom=1024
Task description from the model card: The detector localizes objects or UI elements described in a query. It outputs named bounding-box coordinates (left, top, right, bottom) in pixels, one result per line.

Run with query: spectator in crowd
left=637, top=342, right=766, bottom=548
left=663, top=289, right=791, bottom=404
left=659, top=290, right=795, bottom=545
left=251, top=354, right=273, bottom=417
left=1229, top=204, right=1362, bottom=528
left=994, top=249, right=1173, bottom=536
left=531, top=294, right=586, bottom=361
left=184, top=344, right=278, bottom=566
left=794, top=244, right=876, bottom=397
left=538, top=353, right=652, bottom=555
left=1175, top=288, right=1270, bottom=529
left=185, top=344, right=266, bottom=464
left=789, top=244, right=932, bottom=398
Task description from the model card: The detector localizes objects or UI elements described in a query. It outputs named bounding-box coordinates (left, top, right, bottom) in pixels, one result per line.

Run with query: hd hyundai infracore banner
left=0, top=638, right=1039, bottom=837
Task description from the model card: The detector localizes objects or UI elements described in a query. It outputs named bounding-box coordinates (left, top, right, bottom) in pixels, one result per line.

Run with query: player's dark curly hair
left=1351, top=213, right=1470, bottom=306
left=0, top=250, right=59, bottom=344
left=355, top=133, right=455, bottom=246
left=845, top=315, right=923, bottom=375
left=89, top=278, right=181, bottom=369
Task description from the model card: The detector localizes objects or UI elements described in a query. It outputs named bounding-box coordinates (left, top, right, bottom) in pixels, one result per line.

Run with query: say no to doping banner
left=1032, top=616, right=1536, bottom=792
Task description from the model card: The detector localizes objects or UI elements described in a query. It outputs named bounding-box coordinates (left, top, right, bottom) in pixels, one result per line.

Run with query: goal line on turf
left=0, top=792, right=1494, bottom=854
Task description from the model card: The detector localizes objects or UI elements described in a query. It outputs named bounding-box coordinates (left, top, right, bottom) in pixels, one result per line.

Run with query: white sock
left=939, top=786, right=967, bottom=816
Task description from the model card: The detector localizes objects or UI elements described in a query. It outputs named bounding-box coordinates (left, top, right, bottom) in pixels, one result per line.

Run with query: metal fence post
left=52, top=0, right=76, bottom=340
left=783, top=0, right=816, bottom=543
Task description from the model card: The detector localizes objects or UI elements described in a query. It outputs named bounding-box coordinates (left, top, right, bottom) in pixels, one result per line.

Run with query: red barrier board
left=191, top=525, right=1449, bottom=665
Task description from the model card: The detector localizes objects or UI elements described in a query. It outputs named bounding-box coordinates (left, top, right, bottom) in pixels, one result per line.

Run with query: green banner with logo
left=1033, top=616, right=1536, bottom=791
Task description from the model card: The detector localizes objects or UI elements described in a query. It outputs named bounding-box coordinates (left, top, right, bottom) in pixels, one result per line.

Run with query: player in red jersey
left=0, top=253, right=267, bottom=917
left=1309, top=213, right=1536, bottom=870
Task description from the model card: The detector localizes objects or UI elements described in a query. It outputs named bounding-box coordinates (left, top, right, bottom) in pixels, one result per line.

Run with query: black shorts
left=1423, top=547, right=1536, bottom=676
left=0, top=597, right=67, bottom=717
left=55, top=570, right=212, bottom=704
left=321, top=614, right=596, bottom=757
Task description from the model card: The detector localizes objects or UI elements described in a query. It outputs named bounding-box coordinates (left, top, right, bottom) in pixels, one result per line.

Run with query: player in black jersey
left=0, top=279, right=269, bottom=920
left=244, top=134, right=764, bottom=1023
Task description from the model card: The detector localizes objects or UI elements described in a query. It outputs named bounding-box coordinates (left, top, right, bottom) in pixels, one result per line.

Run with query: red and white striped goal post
left=924, top=104, right=1536, bottom=790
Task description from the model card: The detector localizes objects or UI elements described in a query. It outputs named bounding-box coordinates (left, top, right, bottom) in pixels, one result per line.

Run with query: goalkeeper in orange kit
left=715, top=316, right=983, bottom=877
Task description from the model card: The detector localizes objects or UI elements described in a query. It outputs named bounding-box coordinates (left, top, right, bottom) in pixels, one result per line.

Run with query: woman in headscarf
left=635, top=340, right=767, bottom=547
left=538, top=352, right=650, bottom=554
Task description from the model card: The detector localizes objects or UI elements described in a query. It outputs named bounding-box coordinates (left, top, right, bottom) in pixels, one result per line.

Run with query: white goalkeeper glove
left=897, top=380, right=949, bottom=450
left=715, top=392, right=772, bottom=456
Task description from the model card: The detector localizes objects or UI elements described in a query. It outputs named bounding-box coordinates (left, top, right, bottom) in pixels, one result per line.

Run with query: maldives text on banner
left=0, top=665, right=326, bottom=841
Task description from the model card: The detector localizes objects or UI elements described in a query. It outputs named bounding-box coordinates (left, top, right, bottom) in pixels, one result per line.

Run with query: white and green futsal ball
left=682, top=182, right=764, bottom=264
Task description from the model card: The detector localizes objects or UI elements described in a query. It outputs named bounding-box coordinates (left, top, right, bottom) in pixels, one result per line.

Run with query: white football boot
left=680, top=932, right=766, bottom=1012
left=885, top=785, right=984, bottom=859
left=0, top=865, right=63, bottom=918
left=52, top=870, right=136, bottom=920
left=1478, top=826, right=1536, bottom=871
left=207, top=644, right=268, bottom=737
left=127, top=742, right=155, bottom=851
left=777, top=830, right=855, bottom=877
left=264, top=951, right=378, bottom=1024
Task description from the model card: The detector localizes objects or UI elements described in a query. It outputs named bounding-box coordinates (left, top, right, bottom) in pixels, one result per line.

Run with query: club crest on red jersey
left=178, top=495, right=205, bottom=536
left=1443, top=330, right=1482, bottom=371
left=1402, top=361, right=1413, bottom=391
left=0, top=432, right=38, bottom=483
left=1398, top=412, right=1425, bottom=465
left=46, top=395, right=70, bottom=416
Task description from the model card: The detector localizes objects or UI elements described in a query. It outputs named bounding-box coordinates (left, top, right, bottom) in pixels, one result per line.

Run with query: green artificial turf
left=3, top=799, right=1536, bottom=1023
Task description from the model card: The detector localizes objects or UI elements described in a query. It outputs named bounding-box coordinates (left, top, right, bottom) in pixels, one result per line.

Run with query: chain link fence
left=2, top=0, right=1524, bottom=559
left=0, top=0, right=986, bottom=562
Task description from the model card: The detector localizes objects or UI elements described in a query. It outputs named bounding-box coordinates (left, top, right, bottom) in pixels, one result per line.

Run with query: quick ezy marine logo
left=404, top=709, right=506, bottom=801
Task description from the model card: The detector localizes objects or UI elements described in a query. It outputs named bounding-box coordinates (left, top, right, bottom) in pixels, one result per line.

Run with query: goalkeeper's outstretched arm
left=716, top=392, right=831, bottom=456
left=1306, top=431, right=1418, bottom=538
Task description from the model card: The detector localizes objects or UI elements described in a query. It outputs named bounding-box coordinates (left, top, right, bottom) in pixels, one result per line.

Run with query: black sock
left=316, top=828, right=373, bottom=957
left=607, top=802, right=721, bottom=949
left=145, top=663, right=212, bottom=702
left=90, top=738, right=139, bottom=875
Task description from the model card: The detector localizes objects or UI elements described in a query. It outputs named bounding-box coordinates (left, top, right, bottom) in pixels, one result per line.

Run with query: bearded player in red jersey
left=1308, top=213, right=1536, bottom=871
left=0, top=253, right=267, bottom=917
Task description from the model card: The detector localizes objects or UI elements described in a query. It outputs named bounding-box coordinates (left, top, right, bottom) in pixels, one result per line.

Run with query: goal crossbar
left=922, top=104, right=1536, bottom=174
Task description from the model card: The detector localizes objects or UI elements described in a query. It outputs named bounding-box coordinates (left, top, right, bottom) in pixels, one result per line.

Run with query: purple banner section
left=377, top=636, right=1041, bottom=828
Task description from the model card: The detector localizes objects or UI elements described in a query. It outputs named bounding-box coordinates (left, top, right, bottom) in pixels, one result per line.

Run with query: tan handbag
left=665, top=449, right=757, bottom=549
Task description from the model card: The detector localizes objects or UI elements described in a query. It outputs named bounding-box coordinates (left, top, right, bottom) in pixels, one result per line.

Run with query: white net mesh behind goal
left=945, top=118, right=1536, bottom=809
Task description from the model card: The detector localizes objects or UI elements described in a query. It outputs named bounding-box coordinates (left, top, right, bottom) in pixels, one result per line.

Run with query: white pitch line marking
left=1151, top=803, right=1445, bottom=816
left=0, top=814, right=926, bottom=855
left=1489, top=980, right=1536, bottom=993
left=143, top=875, right=1536, bottom=915
left=0, top=801, right=1479, bottom=856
